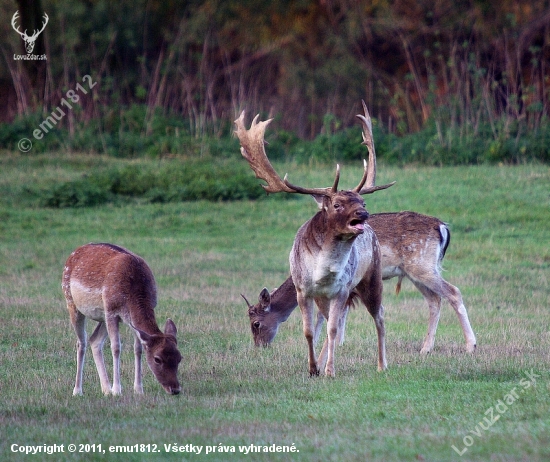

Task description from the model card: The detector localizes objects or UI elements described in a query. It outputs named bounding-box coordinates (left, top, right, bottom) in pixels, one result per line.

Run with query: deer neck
left=129, top=309, right=163, bottom=336
left=314, top=236, right=357, bottom=287
left=292, top=212, right=358, bottom=296
left=269, top=276, right=298, bottom=322
left=121, top=283, right=161, bottom=336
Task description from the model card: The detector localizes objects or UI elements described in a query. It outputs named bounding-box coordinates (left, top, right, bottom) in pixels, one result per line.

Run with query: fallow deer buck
left=235, top=102, right=394, bottom=376
left=243, top=211, right=477, bottom=355
left=62, top=243, right=182, bottom=396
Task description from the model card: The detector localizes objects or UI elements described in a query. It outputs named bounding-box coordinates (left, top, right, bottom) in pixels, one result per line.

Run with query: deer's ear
left=311, top=194, right=327, bottom=210
left=259, top=287, right=271, bottom=312
left=134, top=327, right=153, bottom=347
left=164, top=318, right=178, bottom=339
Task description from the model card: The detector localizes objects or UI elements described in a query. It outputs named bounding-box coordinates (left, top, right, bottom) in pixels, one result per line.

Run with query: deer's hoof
left=309, top=367, right=320, bottom=377
left=377, top=362, right=388, bottom=372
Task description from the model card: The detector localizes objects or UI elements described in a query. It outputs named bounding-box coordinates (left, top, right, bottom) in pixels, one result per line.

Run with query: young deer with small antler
left=63, top=243, right=182, bottom=396
left=235, top=102, right=394, bottom=376
left=243, top=211, right=477, bottom=354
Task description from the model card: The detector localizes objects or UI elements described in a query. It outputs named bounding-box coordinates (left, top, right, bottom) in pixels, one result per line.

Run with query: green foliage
left=287, top=118, right=550, bottom=166
left=3, top=0, right=550, bottom=142
left=381, top=118, right=550, bottom=165
left=31, top=159, right=267, bottom=208
left=292, top=128, right=361, bottom=164
left=0, top=105, right=238, bottom=158
left=2, top=104, right=549, bottom=165
left=39, top=181, right=111, bottom=208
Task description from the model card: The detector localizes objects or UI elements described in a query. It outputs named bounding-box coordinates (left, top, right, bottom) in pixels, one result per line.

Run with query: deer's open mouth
left=349, top=219, right=366, bottom=232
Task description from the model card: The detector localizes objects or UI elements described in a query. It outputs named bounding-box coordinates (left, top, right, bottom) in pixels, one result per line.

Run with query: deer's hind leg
left=410, top=281, right=442, bottom=354
left=356, top=279, right=387, bottom=372
left=439, top=279, right=476, bottom=353
left=313, top=311, right=325, bottom=346
left=104, top=314, right=123, bottom=395
left=89, top=321, right=112, bottom=395
left=411, top=274, right=476, bottom=354
left=369, top=303, right=387, bottom=371
left=323, top=295, right=348, bottom=377
left=69, top=310, right=87, bottom=396
left=317, top=305, right=348, bottom=372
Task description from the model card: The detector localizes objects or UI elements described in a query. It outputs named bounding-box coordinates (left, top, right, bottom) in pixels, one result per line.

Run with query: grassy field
left=0, top=152, right=549, bottom=461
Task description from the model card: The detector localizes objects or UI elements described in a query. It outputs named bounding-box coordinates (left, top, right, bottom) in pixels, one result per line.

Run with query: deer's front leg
left=298, top=293, right=319, bottom=376
left=324, top=295, right=348, bottom=377
left=133, top=334, right=144, bottom=394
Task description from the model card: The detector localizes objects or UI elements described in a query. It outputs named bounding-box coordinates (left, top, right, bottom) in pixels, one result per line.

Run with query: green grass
left=0, top=152, right=549, bottom=461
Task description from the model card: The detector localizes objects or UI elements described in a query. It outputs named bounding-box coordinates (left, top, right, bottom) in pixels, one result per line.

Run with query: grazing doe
left=62, top=243, right=182, bottom=395
left=235, top=102, right=394, bottom=376
left=243, top=211, right=477, bottom=354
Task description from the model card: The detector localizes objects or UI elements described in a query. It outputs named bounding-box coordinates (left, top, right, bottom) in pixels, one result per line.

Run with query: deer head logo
left=11, top=11, right=49, bottom=54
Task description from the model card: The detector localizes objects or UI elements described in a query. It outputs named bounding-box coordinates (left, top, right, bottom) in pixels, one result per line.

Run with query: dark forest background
left=1, top=0, right=549, bottom=163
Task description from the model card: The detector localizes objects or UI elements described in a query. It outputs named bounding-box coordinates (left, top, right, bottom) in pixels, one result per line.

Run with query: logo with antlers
left=11, top=10, right=49, bottom=55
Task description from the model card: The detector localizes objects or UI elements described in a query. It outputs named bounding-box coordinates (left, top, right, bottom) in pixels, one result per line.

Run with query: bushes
left=380, top=119, right=550, bottom=165
left=40, top=181, right=110, bottom=208
left=290, top=118, right=550, bottom=166
left=0, top=105, right=236, bottom=158
left=35, top=159, right=268, bottom=208
left=1, top=105, right=548, bottom=171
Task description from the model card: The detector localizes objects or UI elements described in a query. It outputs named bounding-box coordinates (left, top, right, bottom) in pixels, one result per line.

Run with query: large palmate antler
left=234, top=108, right=393, bottom=197
left=356, top=100, right=378, bottom=190
left=234, top=112, right=296, bottom=195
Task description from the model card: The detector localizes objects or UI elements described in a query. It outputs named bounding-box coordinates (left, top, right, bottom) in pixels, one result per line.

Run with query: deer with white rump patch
left=62, top=243, right=182, bottom=395
left=243, top=211, right=477, bottom=355
left=235, top=102, right=394, bottom=376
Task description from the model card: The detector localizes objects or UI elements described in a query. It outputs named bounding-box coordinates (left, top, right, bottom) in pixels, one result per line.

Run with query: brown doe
left=243, top=211, right=477, bottom=355
left=235, top=102, right=394, bottom=376
left=62, top=243, right=182, bottom=395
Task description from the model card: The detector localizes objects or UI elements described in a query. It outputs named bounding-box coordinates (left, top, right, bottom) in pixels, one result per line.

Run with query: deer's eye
left=253, top=321, right=261, bottom=329
left=154, top=356, right=162, bottom=364
left=333, top=203, right=341, bottom=210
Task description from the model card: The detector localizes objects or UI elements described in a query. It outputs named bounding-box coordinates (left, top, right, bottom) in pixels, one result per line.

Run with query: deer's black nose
left=356, top=210, right=369, bottom=220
